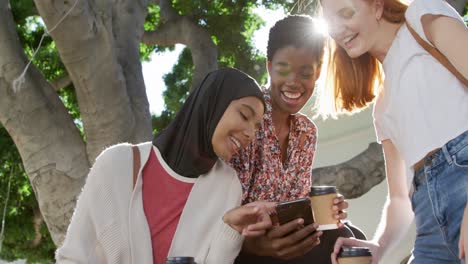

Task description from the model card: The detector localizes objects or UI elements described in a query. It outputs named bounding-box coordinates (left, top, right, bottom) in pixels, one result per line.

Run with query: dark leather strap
left=413, top=147, right=440, bottom=172
left=132, top=145, right=140, bottom=189
left=406, top=21, right=468, bottom=87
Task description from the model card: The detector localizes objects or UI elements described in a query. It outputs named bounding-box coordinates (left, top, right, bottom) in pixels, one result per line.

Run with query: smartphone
left=273, top=197, right=314, bottom=226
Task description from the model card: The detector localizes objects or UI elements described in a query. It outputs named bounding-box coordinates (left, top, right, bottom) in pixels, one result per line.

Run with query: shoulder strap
left=405, top=21, right=468, bottom=87
left=132, top=145, right=141, bottom=190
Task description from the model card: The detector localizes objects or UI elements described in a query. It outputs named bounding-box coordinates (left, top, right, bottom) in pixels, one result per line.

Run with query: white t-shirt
left=373, top=0, right=468, bottom=183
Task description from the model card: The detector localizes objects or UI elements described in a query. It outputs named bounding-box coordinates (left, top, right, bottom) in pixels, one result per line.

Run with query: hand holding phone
left=243, top=199, right=321, bottom=259
left=273, top=197, right=314, bottom=226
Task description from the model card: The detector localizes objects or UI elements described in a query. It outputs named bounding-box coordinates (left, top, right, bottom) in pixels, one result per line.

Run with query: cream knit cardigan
left=56, top=142, right=244, bottom=264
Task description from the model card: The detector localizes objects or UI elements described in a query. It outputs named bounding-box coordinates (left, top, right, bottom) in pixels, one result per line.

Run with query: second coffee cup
left=165, top=257, right=197, bottom=264
left=337, top=247, right=372, bottom=264
left=310, top=185, right=339, bottom=230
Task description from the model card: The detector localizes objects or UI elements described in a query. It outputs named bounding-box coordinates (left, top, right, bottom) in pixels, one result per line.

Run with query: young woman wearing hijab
left=56, top=68, right=273, bottom=264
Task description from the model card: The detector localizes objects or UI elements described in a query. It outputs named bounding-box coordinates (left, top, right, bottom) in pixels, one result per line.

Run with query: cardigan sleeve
left=55, top=176, right=103, bottom=263
left=55, top=144, right=132, bottom=263
left=204, top=221, right=244, bottom=264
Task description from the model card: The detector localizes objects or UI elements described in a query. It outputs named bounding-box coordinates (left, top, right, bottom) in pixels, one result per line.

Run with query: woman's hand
left=333, top=194, right=349, bottom=228
left=330, top=237, right=381, bottom=264
left=243, top=220, right=322, bottom=259
left=223, top=201, right=276, bottom=236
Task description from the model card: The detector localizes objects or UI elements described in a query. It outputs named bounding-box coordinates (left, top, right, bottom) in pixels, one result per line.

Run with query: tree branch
left=142, top=21, right=181, bottom=46
left=30, top=206, right=44, bottom=247
left=142, top=0, right=218, bottom=91
left=312, top=143, right=386, bottom=199
left=158, top=0, right=177, bottom=23
left=111, top=0, right=153, bottom=143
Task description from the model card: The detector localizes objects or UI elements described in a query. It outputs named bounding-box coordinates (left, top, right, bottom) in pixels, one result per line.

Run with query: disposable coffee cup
left=165, top=256, right=197, bottom=264
left=337, top=247, right=372, bottom=264
left=310, top=186, right=339, bottom=230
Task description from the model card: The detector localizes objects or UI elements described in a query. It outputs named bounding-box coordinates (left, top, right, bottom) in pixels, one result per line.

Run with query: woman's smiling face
left=211, top=96, right=264, bottom=161
left=268, top=46, right=321, bottom=115
left=321, top=0, right=384, bottom=58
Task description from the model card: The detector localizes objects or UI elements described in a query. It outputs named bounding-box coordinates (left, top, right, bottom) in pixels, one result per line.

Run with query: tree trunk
left=0, top=0, right=89, bottom=244
left=34, top=0, right=153, bottom=162
left=312, top=143, right=386, bottom=199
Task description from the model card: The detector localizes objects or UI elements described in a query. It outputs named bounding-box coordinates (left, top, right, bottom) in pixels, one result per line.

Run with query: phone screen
left=274, top=198, right=314, bottom=225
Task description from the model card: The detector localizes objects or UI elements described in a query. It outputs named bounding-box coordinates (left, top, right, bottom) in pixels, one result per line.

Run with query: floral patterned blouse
left=231, top=88, right=317, bottom=204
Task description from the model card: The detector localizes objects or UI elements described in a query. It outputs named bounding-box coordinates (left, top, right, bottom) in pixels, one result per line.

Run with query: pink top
left=142, top=147, right=194, bottom=264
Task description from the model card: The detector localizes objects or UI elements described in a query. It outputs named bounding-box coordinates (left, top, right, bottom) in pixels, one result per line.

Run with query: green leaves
left=152, top=1, right=271, bottom=133
left=141, top=3, right=165, bottom=61
left=0, top=126, right=55, bottom=263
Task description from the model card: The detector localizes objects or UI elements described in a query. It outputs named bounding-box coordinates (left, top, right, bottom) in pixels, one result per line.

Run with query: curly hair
left=267, top=15, right=326, bottom=68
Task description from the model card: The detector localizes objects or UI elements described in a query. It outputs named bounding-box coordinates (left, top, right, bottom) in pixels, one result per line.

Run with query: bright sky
left=142, top=7, right=286, bottom=115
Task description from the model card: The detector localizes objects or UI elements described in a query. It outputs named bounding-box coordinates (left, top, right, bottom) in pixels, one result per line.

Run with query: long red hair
left=317, top=0, right=408, bottom=118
